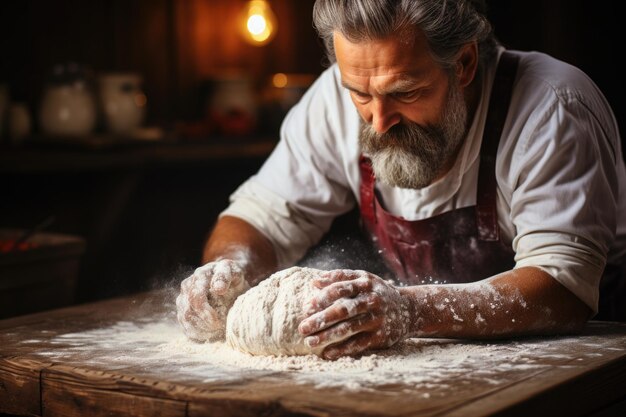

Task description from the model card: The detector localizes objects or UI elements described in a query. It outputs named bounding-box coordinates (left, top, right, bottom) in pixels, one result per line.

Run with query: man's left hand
left=298, top=269, right=410, bottom=359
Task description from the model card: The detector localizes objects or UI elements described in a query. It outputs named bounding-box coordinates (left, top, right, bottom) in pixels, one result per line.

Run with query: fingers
left=210, top=261, right=234, bottom=295
left=306, top=277, right=375, bottom=314
left=176, top=292, right=214, bottom=341
left=299, top=292, right=381, bottom=335
left=176, top=265, right=228, bottom=341
left=187, top=274, right=215, bottom=323
left=303, top=312, right=382, bottom=352
left=313, top=269, right=369, bottom=288
left=178, top=275, right=219, bottom=327
left=210, top=260, right=245, bottom=296
left=322, top=331, right=383, bottom=360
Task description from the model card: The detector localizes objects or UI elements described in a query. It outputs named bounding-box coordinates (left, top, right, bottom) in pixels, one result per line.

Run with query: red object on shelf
left=209, top=107, right=257, bottom=136
left=0, top=239, right=40, bottom=253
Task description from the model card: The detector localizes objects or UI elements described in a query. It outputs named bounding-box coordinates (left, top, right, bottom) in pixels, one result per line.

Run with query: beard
left=359, top=80, right=468, bottom=189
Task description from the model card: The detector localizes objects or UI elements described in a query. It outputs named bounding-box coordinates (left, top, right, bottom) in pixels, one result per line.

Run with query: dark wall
left=487, top=1, right=625, bottom=151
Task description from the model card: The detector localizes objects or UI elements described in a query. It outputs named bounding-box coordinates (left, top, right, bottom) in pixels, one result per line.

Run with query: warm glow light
left=241, top=0, right=277, bottom=46
left=247, top=15, right=267, bottom=36
left=272, top=73, right=288, bottom=88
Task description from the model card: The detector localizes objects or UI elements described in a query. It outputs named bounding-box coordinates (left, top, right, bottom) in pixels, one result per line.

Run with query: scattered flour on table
left=23, top=314, right=614, bottom=393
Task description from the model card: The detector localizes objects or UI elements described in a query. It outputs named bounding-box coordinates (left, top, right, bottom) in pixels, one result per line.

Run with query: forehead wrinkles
left=339, top=46, right=418, bottom=76
left=343, top=70, right=432, bottom=96
left=335, top=31, right=437, bottom=94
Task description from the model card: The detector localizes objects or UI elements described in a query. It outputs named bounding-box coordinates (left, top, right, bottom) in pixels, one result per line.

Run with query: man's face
left=334, top=30, right=471, bottom=189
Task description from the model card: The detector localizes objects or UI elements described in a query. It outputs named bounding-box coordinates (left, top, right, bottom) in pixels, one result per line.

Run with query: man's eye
left=393, top=90, right=421, bottom=102
left=351, top=91, right=371, bottom=102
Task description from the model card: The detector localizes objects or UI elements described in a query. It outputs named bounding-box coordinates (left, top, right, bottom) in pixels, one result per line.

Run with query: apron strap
left=476, top=51, right=520, bottom=241
left=359, top=154, right=377, bottom=226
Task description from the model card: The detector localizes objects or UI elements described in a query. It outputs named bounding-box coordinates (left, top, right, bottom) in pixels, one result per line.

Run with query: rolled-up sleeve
left=509, top=90, right=620, bottom=313
left=220, top=179, right=330, bottom=268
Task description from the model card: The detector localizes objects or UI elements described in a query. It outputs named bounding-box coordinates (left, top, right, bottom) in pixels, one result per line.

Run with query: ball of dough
left=225, top=266, right=323, bottom=356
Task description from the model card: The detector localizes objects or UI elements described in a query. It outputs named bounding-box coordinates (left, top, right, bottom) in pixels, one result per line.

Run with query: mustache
left=359, top=121, right=444, bottom=155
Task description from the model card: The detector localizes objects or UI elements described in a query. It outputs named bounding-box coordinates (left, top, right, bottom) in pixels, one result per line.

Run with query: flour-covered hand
left=176, top=259, right=250, bottom=342
left=298, top=269, right=410, bottom=359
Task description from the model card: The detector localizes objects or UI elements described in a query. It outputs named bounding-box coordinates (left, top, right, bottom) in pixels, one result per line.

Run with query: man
left=177, top=0, right=626, bottom=359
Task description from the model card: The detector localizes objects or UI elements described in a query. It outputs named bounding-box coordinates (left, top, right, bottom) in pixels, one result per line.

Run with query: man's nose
left=370, top=98, right=401, bottom=134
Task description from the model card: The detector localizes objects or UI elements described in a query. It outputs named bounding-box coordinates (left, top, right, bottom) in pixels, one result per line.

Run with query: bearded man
left=176, top=0, right=626, bottom=359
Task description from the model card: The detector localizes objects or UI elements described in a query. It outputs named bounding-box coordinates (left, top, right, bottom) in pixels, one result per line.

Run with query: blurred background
left=0, top=0, right=624, bottom=316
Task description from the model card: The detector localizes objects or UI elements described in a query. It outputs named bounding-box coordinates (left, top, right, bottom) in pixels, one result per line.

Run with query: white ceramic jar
left=39, top=80, right=97, bottom=137
left=98, top=73, right=146, bottom=135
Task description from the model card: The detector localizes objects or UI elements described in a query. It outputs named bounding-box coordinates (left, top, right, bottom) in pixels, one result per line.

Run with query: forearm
left=202, top=215, right=278, bottom=285
left=399, top=266, right=591, bottom=339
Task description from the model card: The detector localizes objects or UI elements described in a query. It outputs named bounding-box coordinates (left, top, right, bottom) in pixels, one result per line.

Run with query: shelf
left=0, top=135, right=278, bottom=173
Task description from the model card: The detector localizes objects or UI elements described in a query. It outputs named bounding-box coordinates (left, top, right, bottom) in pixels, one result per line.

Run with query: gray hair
left=312, top=0, right=498, bottom=71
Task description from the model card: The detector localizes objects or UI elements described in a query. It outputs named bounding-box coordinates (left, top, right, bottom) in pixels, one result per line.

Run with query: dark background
left=0, top=0, right=624, bottom=307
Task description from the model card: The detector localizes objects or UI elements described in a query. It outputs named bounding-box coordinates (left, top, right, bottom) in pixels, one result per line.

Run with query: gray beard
left=359, top=82, right=468, bottom=189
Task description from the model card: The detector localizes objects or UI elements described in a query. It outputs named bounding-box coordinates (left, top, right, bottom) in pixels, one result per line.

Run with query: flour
left=226, top=266, right=322, bottom=356
left=24, top=312, right=622, bottom=394
left=18, top=283, right=624, bottom=396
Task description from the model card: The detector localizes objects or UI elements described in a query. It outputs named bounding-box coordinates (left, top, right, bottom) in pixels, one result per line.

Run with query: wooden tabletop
left=1, top=290, right=625, bottom=417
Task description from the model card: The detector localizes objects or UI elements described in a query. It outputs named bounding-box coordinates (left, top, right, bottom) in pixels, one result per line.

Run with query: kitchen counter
left=1, top=290, right=625, bottom=417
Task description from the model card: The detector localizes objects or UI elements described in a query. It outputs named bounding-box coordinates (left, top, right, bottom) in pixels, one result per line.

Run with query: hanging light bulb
left=241, top=0, right=277, bottom=46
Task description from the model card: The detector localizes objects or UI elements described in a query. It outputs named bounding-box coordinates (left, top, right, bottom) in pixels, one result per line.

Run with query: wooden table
left=1, top=290, right=625, bottom=417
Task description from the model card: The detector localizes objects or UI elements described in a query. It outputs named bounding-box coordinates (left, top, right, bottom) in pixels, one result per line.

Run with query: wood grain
left=443, top=353, right=626, bottom=417
left=42, top=370, right=187, bottom=417
left=0, top=357, right=46, bottom=416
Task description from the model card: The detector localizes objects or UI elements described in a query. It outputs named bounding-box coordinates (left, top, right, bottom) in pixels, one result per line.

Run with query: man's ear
left=456, top=42, right=479, bottom=87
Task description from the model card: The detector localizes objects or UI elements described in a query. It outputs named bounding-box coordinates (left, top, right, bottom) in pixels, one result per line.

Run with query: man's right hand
left=176, top=259, right=250, bottom=342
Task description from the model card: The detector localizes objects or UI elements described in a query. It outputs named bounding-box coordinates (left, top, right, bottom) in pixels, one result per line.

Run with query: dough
left=225, top=266, right=323, bottom=356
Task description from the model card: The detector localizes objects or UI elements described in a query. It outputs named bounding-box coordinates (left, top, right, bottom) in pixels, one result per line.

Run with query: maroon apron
left=359, top=52, right=519, bottom=285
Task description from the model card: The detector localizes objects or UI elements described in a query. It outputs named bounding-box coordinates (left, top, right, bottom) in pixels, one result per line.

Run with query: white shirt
left=222, top=48, right=626, bottom=313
